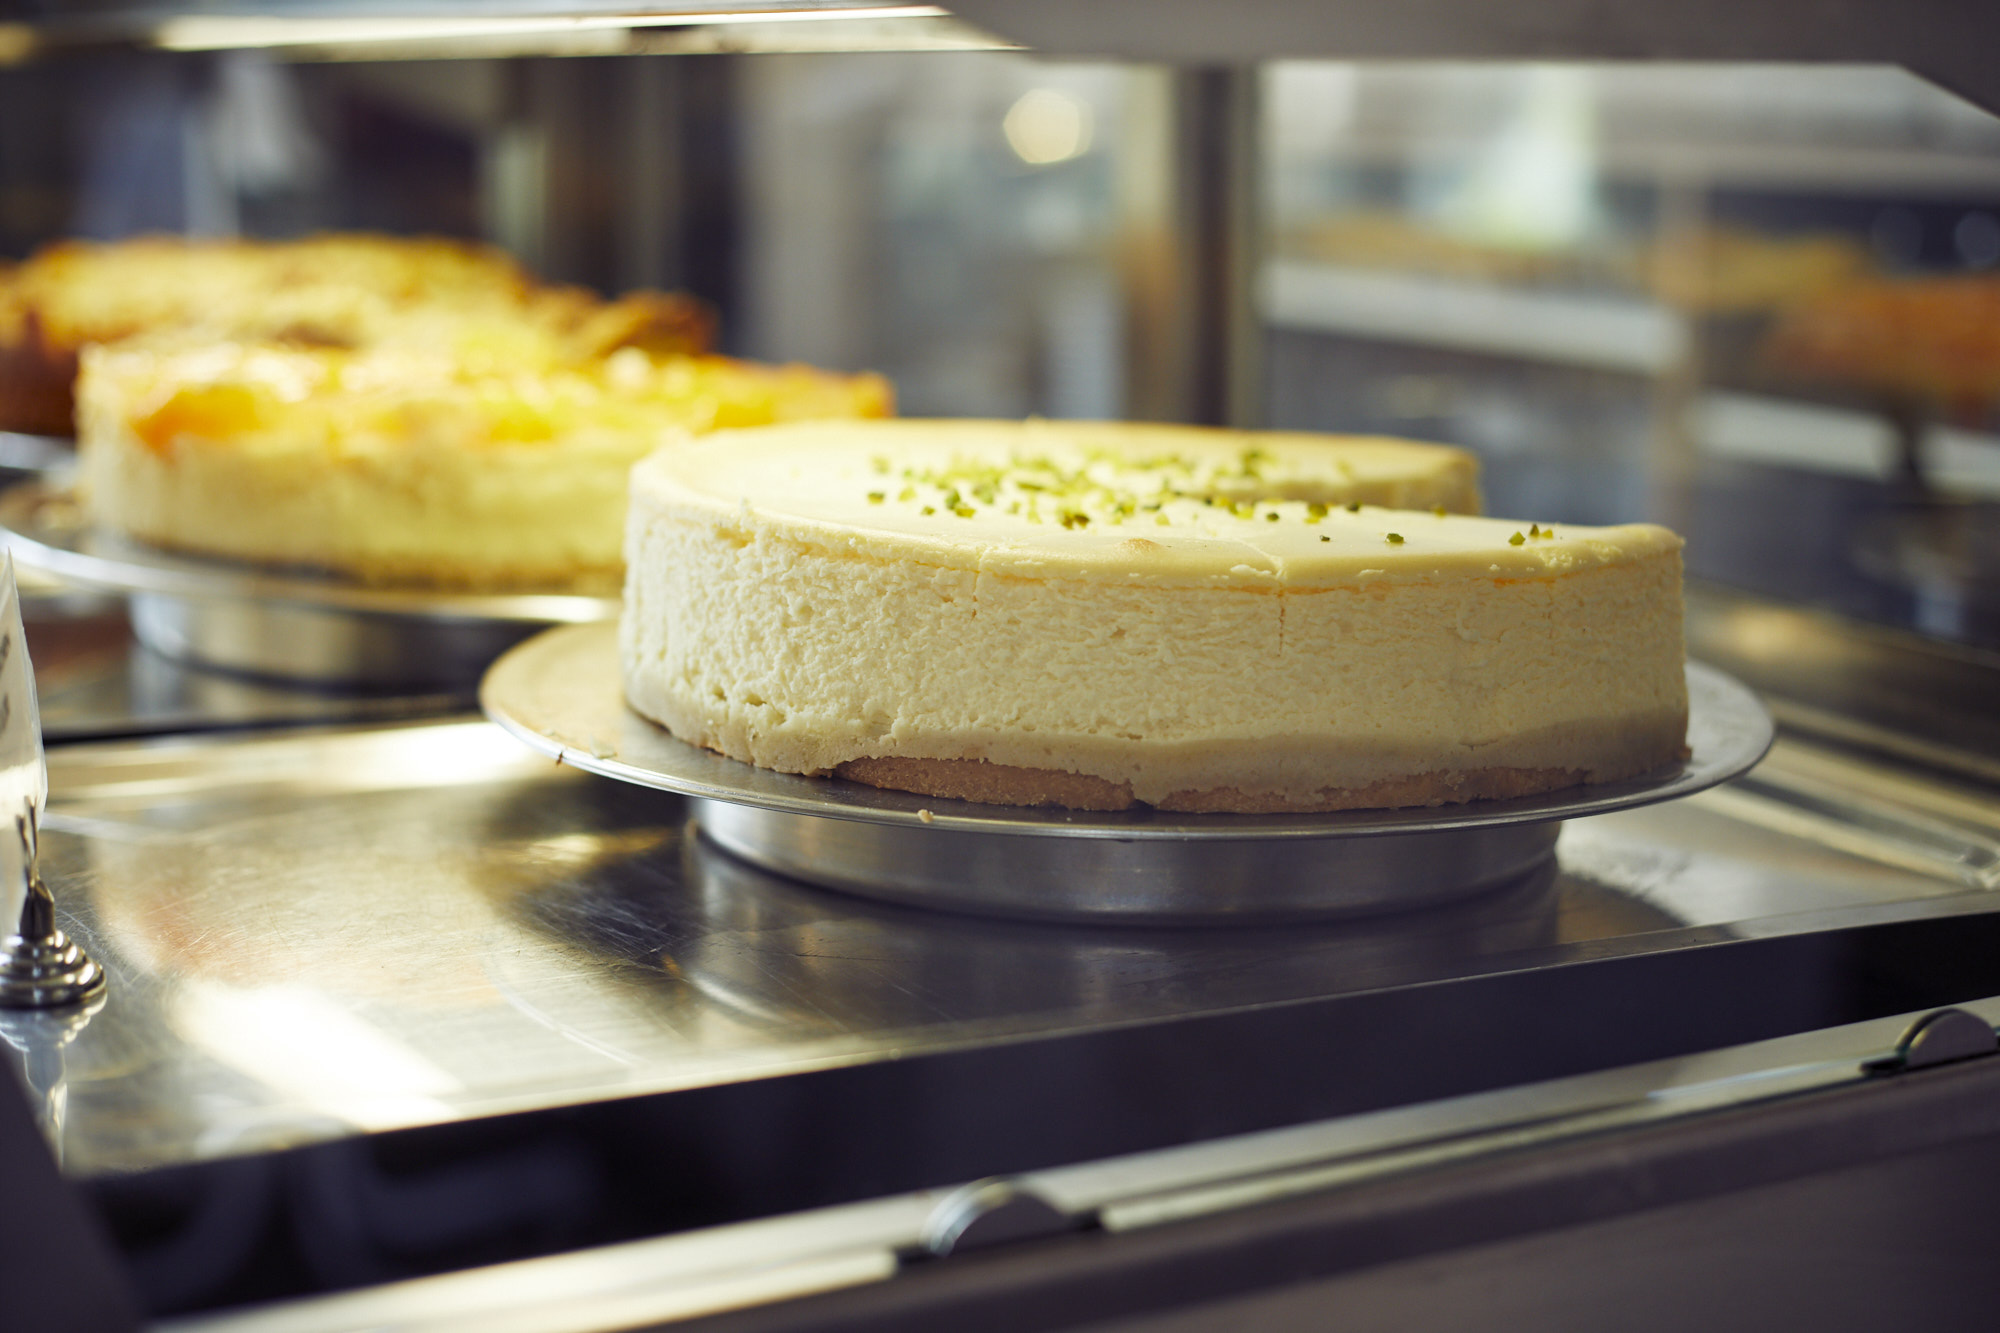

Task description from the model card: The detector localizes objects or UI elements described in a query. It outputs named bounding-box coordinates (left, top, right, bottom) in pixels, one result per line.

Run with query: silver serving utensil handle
left=0, top=549, right=104, bottom=1010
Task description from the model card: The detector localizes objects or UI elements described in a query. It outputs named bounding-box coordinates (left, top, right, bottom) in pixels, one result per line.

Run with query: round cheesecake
left=621, top=419, right=1687, bottom=813
left=77, top=339, right=891, bottom=590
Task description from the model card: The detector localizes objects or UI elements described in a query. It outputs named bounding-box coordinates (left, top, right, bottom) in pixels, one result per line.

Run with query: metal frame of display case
left=3, top=6, right=2000, bottom=1332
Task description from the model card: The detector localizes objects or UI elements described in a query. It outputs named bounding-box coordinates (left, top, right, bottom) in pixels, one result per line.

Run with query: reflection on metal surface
left=693, top=798, right=1558, bottom=922
left=484, top=624, right=1774, bottom=838
left=918, top=1177, right=1073, bottom=1255
left=0, top=991, right=102, bottom=1161
left=21, top=595, right=465, bottom=741
left=124, top=593, right=552, bottom=691
left=20, top=713, right=1980, bottom=1182
left=676, top=835, right=1568, bottom=1030
left=1686, top=580, right=2000, bottom=778
left=1693, top=780, right=2000, bottom=891
left=482, top=622, right=1770, bottom=918
left=1, top=483, right=614, bottom=688
left=36, top=640, right=468, bottom=743
left=172, top=984, right=462, bottom=1133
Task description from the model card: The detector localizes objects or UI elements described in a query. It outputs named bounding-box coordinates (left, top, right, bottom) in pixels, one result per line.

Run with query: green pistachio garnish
left=1386, top=532, right=1405, bottom=545
left=1319, top=534, right=1331, bottom=542
left=1529, top=523, right=1541, bottom=538
left=1432, top=505, right=1447, bottom=517
left=853, top=447, right=1421, bottom=537
left=1508, top=531, right=1525, bottom=546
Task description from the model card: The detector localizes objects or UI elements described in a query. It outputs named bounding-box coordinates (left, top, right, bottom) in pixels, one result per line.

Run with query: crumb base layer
left=832, top=748, right=1692, bottom=814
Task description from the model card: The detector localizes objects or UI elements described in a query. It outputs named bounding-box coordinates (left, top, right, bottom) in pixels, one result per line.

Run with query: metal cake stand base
left=482, top=622, right=1773, bottom=922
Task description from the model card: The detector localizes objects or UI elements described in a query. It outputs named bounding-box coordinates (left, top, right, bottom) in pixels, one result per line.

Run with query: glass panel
left=1261, top=62, right=2000, bottom=650
left=734, top=51, right=1144, bottom=418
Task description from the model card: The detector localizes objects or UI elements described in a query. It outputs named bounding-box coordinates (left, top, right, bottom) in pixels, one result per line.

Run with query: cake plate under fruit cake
left=0, top=481, right=617, bottom=688
left=480, top=622, right=1773, bottom=922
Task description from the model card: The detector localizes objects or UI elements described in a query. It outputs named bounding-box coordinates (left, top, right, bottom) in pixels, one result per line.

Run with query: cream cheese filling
left=621, top=422, right=1687, bottom=806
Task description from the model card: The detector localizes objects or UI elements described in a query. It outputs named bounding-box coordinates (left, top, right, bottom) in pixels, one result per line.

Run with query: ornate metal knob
left=0, top=546, right=104, bottom=1011
left=0, top=810, right=104, bottom=1010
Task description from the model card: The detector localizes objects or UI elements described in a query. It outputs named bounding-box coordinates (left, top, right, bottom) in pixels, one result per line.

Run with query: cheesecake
left=78, top=339, right=891, bottom=590
left=621, top=419, right=1686, bottom=812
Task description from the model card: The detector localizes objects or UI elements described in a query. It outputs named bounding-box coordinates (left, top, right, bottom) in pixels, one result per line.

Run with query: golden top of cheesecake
left=634, top=418, right=1681, bottom=589
left=1, top=233, right=713, bottom=363
left=3, top=235, right=521, bottom=346
left=84, top=340, right=893, bottom=456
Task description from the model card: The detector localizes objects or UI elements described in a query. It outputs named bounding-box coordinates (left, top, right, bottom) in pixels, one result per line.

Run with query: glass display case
left=0, top=8, right=1999, bottom=1331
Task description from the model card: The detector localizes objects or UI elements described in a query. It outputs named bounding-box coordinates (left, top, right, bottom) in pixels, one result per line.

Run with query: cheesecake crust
left=836, top=746, right=1690, bottom=813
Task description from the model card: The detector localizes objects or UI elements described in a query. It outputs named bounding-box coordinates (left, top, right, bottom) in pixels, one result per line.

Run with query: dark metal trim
left=684, top=1054, right=2000, bottom=1333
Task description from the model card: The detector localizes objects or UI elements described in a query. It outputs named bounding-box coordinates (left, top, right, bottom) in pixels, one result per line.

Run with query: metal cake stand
left=480, top=622, right=1774, bottom=922
left=0, top=483, right=617, bottom=688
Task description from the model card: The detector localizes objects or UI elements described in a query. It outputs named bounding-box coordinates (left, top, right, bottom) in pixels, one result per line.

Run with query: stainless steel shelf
left=33, top=709, right=1988, bottom=1181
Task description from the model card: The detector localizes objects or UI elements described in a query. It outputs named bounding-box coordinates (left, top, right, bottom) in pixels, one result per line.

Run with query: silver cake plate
left=481, top=622, right=1774, bottom=922
left=0, top=483, right=617, bottom=688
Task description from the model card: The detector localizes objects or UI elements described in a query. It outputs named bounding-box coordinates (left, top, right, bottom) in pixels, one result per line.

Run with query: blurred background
left=7, top=46, right=2000, bottom=646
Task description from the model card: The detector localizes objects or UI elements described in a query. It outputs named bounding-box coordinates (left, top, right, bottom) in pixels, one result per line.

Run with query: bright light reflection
left=1004, top=88, right=1093, bottom=166
left=176, top=981, right=462, bottom=1131
left=156, top=6, right=949, bottom=52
